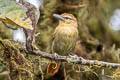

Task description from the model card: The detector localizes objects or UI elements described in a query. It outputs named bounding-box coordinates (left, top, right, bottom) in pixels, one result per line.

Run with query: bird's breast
left=53, top=26, right=78, bottom=56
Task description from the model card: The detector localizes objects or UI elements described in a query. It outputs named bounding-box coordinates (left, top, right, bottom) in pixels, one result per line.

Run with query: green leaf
left=0, top=0, right=33, bottom=30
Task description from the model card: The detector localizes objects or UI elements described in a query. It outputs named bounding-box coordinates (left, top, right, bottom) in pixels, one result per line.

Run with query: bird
left=46, top=13, right=78, bottom=76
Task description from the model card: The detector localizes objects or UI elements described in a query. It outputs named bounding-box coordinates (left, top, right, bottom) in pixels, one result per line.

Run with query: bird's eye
left=64, top=16, right=72, bottom=20
left=64, top=17, right=70, bottom=19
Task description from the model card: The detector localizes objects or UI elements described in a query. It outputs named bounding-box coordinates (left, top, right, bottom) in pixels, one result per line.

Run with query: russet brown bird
left=47, top=13, right=78, bottom=76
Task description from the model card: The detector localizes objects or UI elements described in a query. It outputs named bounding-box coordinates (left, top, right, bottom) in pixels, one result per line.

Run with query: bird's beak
left=53, top=14, right=65, bottom=21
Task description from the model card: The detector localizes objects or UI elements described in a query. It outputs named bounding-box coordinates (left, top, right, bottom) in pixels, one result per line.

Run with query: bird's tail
left=46, top=61, right=61, bottom=76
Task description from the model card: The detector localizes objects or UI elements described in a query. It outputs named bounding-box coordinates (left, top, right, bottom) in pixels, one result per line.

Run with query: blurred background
left=1, top=0, right=120, bottom=80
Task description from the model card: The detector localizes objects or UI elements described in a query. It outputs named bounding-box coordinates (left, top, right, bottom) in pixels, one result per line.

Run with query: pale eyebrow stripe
left=64, top=16, right=72, bottom=19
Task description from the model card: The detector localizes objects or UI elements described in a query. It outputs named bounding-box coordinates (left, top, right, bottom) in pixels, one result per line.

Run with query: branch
left=61, top=4, right=87, bottom=10
left=32, top=50, right=120, bottom=68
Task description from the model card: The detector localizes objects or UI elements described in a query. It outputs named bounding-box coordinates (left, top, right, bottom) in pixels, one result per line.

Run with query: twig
left=61, top=4, right=87, bottom=10
left=32, top=50, right=120, bottom=68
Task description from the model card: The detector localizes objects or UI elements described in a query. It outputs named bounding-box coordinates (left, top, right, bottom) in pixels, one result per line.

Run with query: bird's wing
left=53, top=26, right=60, bottom=38
left=51, top=26, right=60, bottom=53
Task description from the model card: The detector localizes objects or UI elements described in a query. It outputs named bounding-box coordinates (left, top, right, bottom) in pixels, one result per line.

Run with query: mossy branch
left=32, top=50, right=120, bottom=68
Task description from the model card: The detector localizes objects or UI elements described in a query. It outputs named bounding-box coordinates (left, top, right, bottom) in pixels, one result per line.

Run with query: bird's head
left=53, top=13, right=78, bottom=28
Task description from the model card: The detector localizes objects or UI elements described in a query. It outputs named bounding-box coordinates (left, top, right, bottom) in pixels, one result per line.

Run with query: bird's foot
left=69, top=53, right=79, bottom=63
left=53, top=53, right=59, bottom=60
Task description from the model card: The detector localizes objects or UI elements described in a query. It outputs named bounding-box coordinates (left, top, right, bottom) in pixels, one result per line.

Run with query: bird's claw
left=53, top=53, right=59, bottom=59
left=69, top=54, right=79, bottom=62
